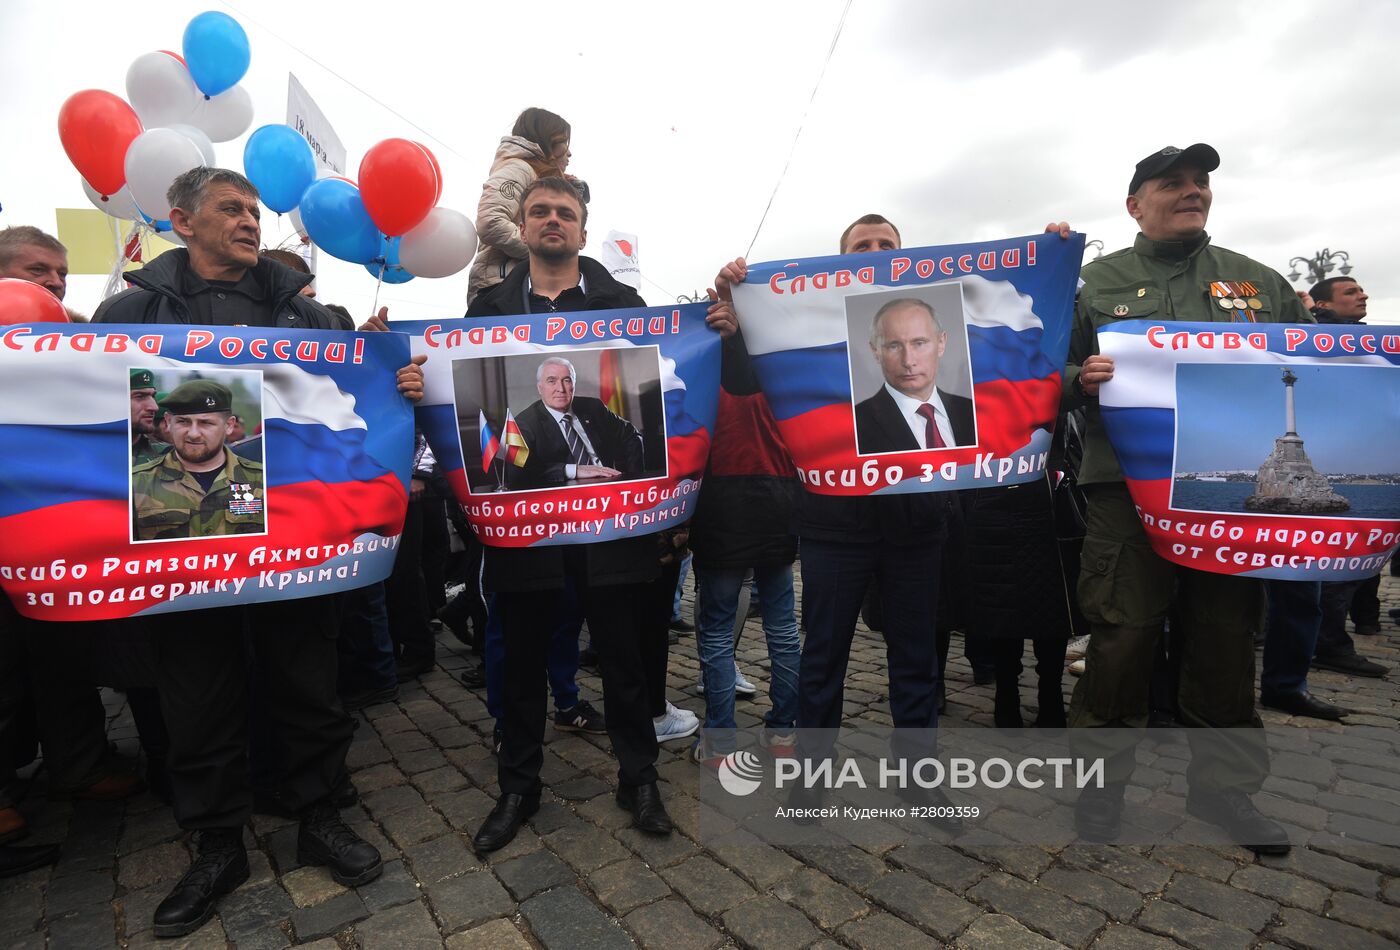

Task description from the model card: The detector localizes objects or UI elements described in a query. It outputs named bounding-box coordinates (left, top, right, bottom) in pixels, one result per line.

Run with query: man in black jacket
left=466, top=177, right=672, bottom=851
left=508, top=355, right=644, bottom=490
left=93, top=167, right=423, bottom=937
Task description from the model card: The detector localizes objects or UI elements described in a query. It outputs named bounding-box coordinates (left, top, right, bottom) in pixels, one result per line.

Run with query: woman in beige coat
left=466, top=107, right=573, bottom=303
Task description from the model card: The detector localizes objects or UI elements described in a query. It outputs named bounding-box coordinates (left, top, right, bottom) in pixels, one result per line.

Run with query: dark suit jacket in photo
left=508, top=396, right=645, bottom=491
left=854, top=386, right=975, bottom=455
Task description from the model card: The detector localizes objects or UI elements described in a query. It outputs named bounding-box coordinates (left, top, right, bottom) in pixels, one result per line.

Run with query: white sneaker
left=1068, top=658, right=1086, bottom=677
left=698, top=665, right=758, bottom=698
left=1065, top=635, right=1090, bottom=662
left=654, top=701, right=699, bottom=742
left=733, top=665, right=758, bottom=698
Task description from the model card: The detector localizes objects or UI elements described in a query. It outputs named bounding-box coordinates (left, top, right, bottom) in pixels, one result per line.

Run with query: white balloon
left=289, top=206, right=307, bottom=237
left=187, top=84, right=253, bottom=143
left=400, top=208, right=478, bottom=279
left=166, top=124, right=216, bottom=165
left=82, top=179, right=144, bottom=221
left=125, top=128, right=206, bottom=221
left=125, top=51, right=200, bottom=128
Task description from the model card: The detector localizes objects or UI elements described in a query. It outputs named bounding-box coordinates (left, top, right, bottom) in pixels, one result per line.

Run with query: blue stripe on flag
left=750, top=344, right=852, bottom=421
left=968, top=325, right=1060, bottom=384
left=0, top=422, right=127, bottom=518
left=1100, top=406, right=1176, bottom=481
left=263, top=421, right=396, bottom=488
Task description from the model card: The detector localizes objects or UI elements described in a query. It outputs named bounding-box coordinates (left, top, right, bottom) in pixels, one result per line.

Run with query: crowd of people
left=0, top=114, right=1392, bottom=938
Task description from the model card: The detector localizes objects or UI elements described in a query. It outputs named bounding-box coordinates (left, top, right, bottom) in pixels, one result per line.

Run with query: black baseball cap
left=1128, top=143, right=1219, bottom=195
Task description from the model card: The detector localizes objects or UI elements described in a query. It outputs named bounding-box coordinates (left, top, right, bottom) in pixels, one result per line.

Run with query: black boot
left=1074, top=783, right=1125, bottom=842
left=153, top=828, right=248, bottom=937
left=298, top=801, right=382, bottom=885
left=1186, top=789, right=1290, bottom=856
left=0, top=843, right=60, bottom=879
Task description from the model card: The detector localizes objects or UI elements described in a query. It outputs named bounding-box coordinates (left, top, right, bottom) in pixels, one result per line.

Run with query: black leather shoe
left=395, top=655, right=434, bottom=682
left=1260, top=690, right=1350, bottom=721
left=616, top=782, right=672, bottom=835
left=0, top=843, right=60, bottom=879
left=1312, top=652, right=1388, bottom=677
left=1186, top=789, right=1290, bottom=855
left=153, top=829, right=248, bottom=937
left=473, top=793, right=539, bottom=853
left=458, top=664, right=486, bottom=689
left=1074, top=783, right=1124, bottom=843
left=298, top=802, right=382, bottom=885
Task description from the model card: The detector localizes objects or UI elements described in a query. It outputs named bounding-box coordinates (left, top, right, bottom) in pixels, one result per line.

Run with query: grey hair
left=869, top=298, right=942, bottom=348
left=0, top=226, right=65, bottom=269
left=536, top=356, right=577, bottom=383
left=167, top=167, right=260, bottom=216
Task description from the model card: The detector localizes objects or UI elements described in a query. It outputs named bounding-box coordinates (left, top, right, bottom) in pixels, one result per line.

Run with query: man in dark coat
left=854, top=297, right=975, bottom=453
left=92, top=167, right=423, bottom=937
left=466, top=177, right=672, bottom=852
left=508, top=355, right=644, bottom=490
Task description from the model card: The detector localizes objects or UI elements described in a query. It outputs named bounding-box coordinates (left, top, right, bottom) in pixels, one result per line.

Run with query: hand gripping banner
left=0, top=324, right=414, bottom=619
left=731, top=233, right=1082, bottom=494
left=402, top=303, right=720, bottom=547
left=1099, top=320, right=1400, bottom=579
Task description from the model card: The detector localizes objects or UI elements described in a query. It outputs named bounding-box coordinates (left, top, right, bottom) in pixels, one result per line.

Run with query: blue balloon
left=299, top=179, right=380, bottom=265
left=183, top=11, right=251, bottom=98
left=366, top=235, right=415, bottom=284
left=243, top=125, right=316, bottom=214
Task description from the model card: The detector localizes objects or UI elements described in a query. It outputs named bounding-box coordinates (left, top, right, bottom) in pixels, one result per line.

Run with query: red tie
left=916, top=403, right=946, bottom=448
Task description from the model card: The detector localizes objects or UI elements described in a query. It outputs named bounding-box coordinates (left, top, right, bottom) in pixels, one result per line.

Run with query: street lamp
left=676, top=290, right=706, bottom=304
left=1286, top=248, right=1352, bottom=285
left=1083, top=239, right=1104, bottom=261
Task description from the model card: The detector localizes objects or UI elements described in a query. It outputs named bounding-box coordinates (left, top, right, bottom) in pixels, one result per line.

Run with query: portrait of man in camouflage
left=130, top=374, right=266, bottom=542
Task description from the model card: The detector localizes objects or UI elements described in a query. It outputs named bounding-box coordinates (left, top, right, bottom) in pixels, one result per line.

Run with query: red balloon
left=359, top=138, right=439, bottom=237
left=0, top=279, right=71, bottom=325
left=413, top=141, right=443, bottom=205
left=58, top=90, right=144, bottom=197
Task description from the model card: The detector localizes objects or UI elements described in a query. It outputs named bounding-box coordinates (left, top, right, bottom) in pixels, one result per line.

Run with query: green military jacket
left=1063, top=231, right=1312, bottom=486
left=132, top=447, right=266, bottom=541
left=132, top=434, right=170, bottom=465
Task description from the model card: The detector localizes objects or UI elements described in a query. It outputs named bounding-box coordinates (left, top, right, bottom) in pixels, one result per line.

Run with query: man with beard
left=131, top=379, right=264, bottom=541
left=129, top=368, right=167, bottom=463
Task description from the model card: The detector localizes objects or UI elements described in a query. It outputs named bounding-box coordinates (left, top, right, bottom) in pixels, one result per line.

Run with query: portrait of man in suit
left=853, top=296, right=976, bottom=454
left=509, top=355, right=646, bottom=490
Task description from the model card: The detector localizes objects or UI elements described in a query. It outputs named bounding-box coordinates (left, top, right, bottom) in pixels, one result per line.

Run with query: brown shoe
left=56, top=772, right=146, bottom=802
left=0, top=807, right=26, bottom=844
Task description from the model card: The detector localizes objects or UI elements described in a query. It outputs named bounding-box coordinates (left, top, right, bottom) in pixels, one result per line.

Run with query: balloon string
left=370, top=260, right=386, bottom=318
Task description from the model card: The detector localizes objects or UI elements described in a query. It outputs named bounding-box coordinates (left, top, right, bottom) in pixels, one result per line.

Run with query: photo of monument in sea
left=1171, top=363, right=1400, bottom=517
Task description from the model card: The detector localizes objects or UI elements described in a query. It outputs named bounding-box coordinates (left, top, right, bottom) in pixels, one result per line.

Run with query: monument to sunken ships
left=1245, top=368, right=1350, bottom=514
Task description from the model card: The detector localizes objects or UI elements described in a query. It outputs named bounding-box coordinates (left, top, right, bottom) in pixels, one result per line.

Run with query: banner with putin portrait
left=0, top=323, right=415, bottom=620
left=730, top=233, right=1083, bottom=495
left=1098, top=319, right=1400, bottom=580
left=402, top=303, right=720, bottom=548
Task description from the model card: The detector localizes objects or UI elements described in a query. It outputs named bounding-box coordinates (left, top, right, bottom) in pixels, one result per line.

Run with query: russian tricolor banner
left=731, top=233, right=1082, bottom=494
left=1099, top=320, right=1400, bottom=579
left=0, top=324, right=414, bottom=620
left=402, top=304, right=719, bottom=547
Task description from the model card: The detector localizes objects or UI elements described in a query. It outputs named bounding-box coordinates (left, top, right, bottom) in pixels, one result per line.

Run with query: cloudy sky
left=3, top=0, right=1397, bottom=324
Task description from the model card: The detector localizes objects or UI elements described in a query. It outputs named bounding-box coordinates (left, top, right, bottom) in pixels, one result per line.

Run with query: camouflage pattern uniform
left=132, top=448, right=266, bottom=541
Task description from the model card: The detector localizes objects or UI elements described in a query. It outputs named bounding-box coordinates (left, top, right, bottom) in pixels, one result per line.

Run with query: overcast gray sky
left=3, top=0, right=1397, bottom=323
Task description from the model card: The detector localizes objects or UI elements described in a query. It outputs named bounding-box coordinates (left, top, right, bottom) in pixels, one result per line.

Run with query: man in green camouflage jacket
left=131, top=379, right=264, bottom=541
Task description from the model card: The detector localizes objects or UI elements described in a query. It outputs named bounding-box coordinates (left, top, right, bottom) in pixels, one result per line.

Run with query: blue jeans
left=337, top=582, right=396, bottom=694
left=672, top=552, right=692, bottom=621
left=1262, top=580, right=1322, bottom=697
left=695, top=564, right=800, bottom=750
left=485, top=586, right=582, bottom=722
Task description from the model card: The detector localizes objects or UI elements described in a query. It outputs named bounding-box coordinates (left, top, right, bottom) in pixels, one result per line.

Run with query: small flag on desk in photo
left=502, top=409, right=530, bottom=466
left=479, top=410, right=501, bottom=472
left=600, top=348, right=625, bottom=417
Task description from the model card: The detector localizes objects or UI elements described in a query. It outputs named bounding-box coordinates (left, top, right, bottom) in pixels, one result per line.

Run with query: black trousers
left=149, top=596, right=352, bottom=830
left=644, top=559, right=683, bottom=718
left=386, top=499, right=434, bottom=664
left=497, top=580, right=658, bottom=797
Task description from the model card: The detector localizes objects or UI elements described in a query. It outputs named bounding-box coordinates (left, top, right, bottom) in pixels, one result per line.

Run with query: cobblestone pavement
left=5, top=573, right=1400, bottom=949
